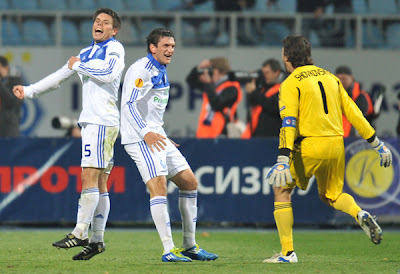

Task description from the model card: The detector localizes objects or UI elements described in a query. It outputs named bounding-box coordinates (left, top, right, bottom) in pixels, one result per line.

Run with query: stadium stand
left=262, top=21, right=291, bottom=46
left=192, top=0, right=214, bottom=12
left=368, top=0, right=398, bottom=14
left=0, top=1, right=8, bottom=9
left=125, top=0, right=153, bottom=11
left=170, top=20, right=198, bottom=46
left=275, top=0, right=296, bottom=13
left=154, top=0, right=183, bottom=11
left=362, top=21, right=385, bottom=48
left=10, top=0, right=39, bottom=10
left=97, top=0, right=125, bottom=11
left=62, top=19, right=80, bottom=46
left=38, top=0, right=68, bottom=10
left=0, top=0, right=399, bottom=48
left=251, top=0, right=271, bottom=12
left=1, top=19, right=22, bottom=45
left=386, top=23, right=400, bottom=48
left=137, top=19, right=168, bottom=44
left=23, top=19, right=52, bottom=45
left=116, top=19, right=139, bottom=46
left=352, top=0, right=369, bottom=14
left=69, top=0, right=96, bottom=10
left=79, top=19, right=94, bottom=44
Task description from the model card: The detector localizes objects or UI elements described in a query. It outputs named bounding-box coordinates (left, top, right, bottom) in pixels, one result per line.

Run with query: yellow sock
left=331, top=193, right=361, bottom=221
left=273, top=202, right=293, bottom=255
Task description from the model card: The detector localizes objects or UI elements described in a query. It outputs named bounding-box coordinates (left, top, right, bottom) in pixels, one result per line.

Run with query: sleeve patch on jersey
left=109, top=52, right=120, bottom=58
left=282, top=116, right=296, bottom=128
left=279, top=106, right=286, bottom=112
left=135, top=78, right=144, bottom=88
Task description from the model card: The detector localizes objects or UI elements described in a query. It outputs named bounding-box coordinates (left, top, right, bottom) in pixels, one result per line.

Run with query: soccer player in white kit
left=120, top=28, right=218, bottom=262
left=13, top=8, right=125, bottom=261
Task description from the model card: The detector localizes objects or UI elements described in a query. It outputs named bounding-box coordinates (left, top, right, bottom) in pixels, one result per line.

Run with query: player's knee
left=147, top=176, right=168, bottom=196
left=318, top=193, right=332, bottom=206
left=179, top=178, right=197, bottom=191
left=81, top=168, right=102, bottom=188
left=189, top=179, right=198, bottom=190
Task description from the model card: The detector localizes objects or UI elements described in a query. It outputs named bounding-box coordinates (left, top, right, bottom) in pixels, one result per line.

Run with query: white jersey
left=24, top=37, right=125, bottom=126
left=120, top=53, right=170, bottom=144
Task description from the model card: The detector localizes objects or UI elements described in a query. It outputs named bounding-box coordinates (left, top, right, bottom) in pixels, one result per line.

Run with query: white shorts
left=124, top=139, right=190, bottom=184
left=80, top=123, right=119, bottom=173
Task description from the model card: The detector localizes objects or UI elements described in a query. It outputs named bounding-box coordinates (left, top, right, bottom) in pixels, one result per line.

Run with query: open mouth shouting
left=93, top=27, right=104, bottom=41
left=165, top=53, right=172, bottom=60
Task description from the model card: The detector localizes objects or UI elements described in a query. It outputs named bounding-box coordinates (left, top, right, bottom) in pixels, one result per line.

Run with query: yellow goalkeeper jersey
left=278, top=65, right=375, bottom=151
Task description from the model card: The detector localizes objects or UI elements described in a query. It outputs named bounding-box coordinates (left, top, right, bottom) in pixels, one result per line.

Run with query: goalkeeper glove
left=370, top=136, right=392, bottom=167
left=267, top=155, right=292, bottom=188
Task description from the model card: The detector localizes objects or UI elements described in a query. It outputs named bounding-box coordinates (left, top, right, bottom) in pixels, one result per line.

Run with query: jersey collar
left=91, top=37, right=115, bottom=47
left=147, top=53, right=167, bottom=72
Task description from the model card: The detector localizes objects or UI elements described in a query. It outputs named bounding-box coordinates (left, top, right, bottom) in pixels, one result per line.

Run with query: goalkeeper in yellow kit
left=264, top=36, right=392, bottom=263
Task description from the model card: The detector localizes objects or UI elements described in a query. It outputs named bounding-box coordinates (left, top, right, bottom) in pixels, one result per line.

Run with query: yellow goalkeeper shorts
left=288, top=136, right=345, bottom=201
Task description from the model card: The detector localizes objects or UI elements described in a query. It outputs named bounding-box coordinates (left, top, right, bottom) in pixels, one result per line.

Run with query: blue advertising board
left=0, top=137, right=398, bottom=225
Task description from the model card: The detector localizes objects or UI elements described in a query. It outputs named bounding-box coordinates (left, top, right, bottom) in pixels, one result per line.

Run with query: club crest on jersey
left=135, top=78, right=144, bottom=88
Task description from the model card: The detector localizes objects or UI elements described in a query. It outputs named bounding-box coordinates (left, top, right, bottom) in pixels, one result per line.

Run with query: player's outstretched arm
left=13, top=85, right=25, bottom=100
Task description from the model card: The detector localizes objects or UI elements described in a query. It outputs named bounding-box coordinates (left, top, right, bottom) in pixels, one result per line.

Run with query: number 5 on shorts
left=84, top=144, right=91, bottom=157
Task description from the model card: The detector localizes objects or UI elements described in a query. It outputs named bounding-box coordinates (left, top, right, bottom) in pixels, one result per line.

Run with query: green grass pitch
left=0, top=228, right=399, bottom=273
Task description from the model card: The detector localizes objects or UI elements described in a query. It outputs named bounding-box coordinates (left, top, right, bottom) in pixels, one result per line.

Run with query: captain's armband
left=282, top=117, right=297, bottom=128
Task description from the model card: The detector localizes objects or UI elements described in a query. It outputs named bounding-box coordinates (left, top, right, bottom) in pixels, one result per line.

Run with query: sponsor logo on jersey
left=344, top=139, right=399, bottom=210
left=154, top=96, right=168, bottom=104
left=135, top=78, right=144, bottom=88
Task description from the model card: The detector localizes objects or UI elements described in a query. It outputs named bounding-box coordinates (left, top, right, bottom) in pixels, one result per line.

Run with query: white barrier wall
left=1, top=47, right=399, bottom=137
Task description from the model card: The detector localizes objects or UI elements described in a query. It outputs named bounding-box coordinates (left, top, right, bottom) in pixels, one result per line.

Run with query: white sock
left=179, top=190, right=198, bottom=249
left=72, top=188, right=99, bottom=239
left=90, top=192, right=110, bottom=244
left=150, top=196, right=175, bottom=254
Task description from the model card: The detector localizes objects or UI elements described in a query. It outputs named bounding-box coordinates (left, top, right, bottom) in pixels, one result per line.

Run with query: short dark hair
left=93, top=8, right=121, bottom=31
left=0, top=56, right=8, bottom=67
left=335, top=65, right=352, bottom=75
left=262, top=58, right=281, bottom=72
left=146, top=28, right=175, bottom=53
left=282, top=36, right=313, bottom=68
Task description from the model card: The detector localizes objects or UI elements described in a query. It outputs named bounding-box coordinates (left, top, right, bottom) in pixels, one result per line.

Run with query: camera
left=52, top=116, right=78, bottom=129
left=228, top=70, right=263, bottom=84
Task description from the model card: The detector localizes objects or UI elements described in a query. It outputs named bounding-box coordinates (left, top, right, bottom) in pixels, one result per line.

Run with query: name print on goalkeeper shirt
left=294, top=68, right=327, bottom=81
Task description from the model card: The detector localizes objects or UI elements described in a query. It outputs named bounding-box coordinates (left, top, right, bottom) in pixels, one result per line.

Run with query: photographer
left=52, top=116, right=81, bottom=137
left=187, top=57, right=243, bottom=138
left=241, top=58, right=285, bottom=138
left=335, top=65, right=374, bottom=137
left=0, top=56, right=23, bottom=137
